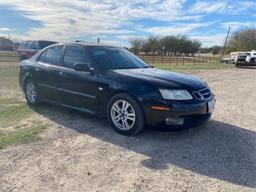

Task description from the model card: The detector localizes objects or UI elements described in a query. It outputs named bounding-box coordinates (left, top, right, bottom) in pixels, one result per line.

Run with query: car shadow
left=33, top=105, right=256, bottom=188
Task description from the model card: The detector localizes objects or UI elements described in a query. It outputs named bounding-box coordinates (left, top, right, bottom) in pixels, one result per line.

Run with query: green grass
left=0, top=101, right=34, bottom=127
left=154, top=63, right=235, bottom=71
left=0, top=97, right=48, bottom=149
left=0, top=124, right=47, bottom=149
left=0, top=64, right=18, bottom=77
left=0, top=61, right=48, bottom=149
left=0, top=62, right=20, bottom=90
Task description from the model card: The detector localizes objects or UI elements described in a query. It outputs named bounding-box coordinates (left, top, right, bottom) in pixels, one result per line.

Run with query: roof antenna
left=75, top=40, right=84, bottom=42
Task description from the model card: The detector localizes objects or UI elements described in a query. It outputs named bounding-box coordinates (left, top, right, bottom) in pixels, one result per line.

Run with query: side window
left=46, top=46, right=63, bottom=65
left=64, top=46, right=90, bottom=68
left=38, top=51, right=47, bottom=63
left=37, top=46, right=63, bottom=65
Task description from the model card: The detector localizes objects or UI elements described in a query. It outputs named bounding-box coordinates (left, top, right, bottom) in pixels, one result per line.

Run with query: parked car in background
left=236, top=50, right=256, bottom=67
left=231, top=52, right=247, bottom=64
left=245, top=50, right=256, bottom=64
left=19, top=42, right=215, bottom=135
left=17, top=40, right=57, bottom=60
left=222, top=52, right=246, bottom=64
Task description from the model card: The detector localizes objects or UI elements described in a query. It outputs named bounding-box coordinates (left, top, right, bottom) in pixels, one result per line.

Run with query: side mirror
left=74, top=63, right=93, bottom=73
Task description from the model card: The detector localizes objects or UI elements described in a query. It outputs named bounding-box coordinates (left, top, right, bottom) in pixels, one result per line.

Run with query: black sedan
left=19, top=42, right=215, bottom=135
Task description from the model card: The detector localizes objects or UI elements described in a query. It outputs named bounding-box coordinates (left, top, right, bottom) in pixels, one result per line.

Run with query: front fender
left=19, top=66, right=34, bottom=91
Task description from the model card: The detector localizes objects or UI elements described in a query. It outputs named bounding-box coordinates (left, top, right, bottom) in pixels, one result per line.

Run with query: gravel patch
left=0, top=68, right=255, bottom=192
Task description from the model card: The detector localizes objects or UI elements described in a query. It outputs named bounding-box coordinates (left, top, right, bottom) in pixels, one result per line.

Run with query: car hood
left=112, top=68, right=206, bottom=90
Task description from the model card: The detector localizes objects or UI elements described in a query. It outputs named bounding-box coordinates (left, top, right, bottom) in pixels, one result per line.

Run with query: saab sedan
left=19, top=42, right=215, bottom=135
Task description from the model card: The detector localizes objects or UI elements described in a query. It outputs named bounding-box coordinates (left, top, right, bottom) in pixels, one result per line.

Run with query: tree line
left=130, top=28, right=256, bottom=56
left=130, top=35, right=201, bottom=56
left=226, top=29, right=256, bottom=53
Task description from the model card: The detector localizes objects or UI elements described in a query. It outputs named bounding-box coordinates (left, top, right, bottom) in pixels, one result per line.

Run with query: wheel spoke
left=113, top=104, right=121, bottom=113
left=127, top=113, right=135, bottom=117
left=127, top=117, right=135, bottom=121
left=122, top=119, right=129, bottom=129
left=122, top=101, right=129, bottom=111
left=114, top=115, right=121, bottom=122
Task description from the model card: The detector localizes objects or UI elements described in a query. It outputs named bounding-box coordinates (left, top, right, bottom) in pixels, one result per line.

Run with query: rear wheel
left=107, top=93, right=144, bottom=135
left=24, top=79, right=40, bottom=106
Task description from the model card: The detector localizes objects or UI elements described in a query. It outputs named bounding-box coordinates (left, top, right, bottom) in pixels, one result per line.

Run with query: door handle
left=59, top=72, right=68, bottom=77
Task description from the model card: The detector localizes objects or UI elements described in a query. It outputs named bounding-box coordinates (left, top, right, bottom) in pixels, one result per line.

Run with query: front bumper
left=142, top=97, right=215, bottom=129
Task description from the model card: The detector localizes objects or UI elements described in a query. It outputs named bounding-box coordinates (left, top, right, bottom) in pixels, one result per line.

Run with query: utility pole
left=222, top=26, right=231, bottom=57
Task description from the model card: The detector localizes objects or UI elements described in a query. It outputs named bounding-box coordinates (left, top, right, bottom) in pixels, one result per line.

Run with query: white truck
left=231, top=52, right=247, bottom=64
left=222, top=52, right=248, bottom=64
left=245, top=50, right=256, bottom=64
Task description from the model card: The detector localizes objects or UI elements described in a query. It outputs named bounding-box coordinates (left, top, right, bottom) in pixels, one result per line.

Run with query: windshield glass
left=88, top=46, right=149, bottom=70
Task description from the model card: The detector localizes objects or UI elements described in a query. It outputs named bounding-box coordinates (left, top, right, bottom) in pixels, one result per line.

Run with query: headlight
left=159, top=89, right=193, bottom=100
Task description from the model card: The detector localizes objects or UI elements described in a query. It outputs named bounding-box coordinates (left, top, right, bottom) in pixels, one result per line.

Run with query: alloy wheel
left=26, top=82, right=37, bottom=103
left=110, top=99, right=136, bottom=130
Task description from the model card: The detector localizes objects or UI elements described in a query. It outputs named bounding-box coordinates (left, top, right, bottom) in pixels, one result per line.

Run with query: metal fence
left=0, top=51, right=222, bottom=64
left=137, top=54, right=221, bottom=65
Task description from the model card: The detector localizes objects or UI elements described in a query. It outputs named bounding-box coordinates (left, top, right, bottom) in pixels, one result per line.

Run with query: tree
left=129, top=38, right=143, bottom=54
left=226, top=28, right=256, bottom=53
left=211, top=45, right=222, bottom=55
left=147, top=36, right=159, bottom=53
left=129, top=35, right=201, bottom=55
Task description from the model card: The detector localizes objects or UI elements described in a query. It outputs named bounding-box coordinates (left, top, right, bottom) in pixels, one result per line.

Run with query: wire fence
left=137, top=54, right=221, bottom=65
left=0, top=51, right=222, bottom=64
left=0, top=51, right=19, bottom=62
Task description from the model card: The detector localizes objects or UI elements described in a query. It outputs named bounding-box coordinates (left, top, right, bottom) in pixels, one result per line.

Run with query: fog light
left=165, top=117, right=184, bottom=125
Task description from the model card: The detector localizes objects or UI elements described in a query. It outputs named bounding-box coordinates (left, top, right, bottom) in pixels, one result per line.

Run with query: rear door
left=55, top=45, right=99, bottom=113
left=36, top=45, right=64, bottom=101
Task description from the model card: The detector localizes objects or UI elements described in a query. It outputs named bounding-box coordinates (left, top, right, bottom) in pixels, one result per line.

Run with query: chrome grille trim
left=193, top=87, right=211, bottom=100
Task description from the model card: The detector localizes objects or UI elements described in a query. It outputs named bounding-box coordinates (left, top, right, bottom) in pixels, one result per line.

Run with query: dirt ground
left=0, top=68, right=256, bottom=192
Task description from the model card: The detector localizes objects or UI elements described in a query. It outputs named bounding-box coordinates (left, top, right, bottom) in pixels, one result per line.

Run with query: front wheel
left=107, top=93, right=145, bottom=136
left=24, top=79, right=41, bottom=106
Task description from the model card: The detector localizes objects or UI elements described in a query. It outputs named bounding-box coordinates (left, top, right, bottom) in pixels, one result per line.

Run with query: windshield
left=88, top=46, right=149, bottom=70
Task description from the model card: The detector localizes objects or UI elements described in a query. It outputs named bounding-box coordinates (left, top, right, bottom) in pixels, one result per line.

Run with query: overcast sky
left=0, top=0, right=255, bottom=47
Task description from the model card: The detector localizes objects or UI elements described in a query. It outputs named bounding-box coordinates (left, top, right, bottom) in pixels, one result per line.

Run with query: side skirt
left=42, top=98, right=96, bottom=115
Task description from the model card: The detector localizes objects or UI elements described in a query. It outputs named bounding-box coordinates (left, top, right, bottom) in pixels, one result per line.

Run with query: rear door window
left=63, top=46, right=90, bottom=69
left=38, top=46, right=63, bottom=65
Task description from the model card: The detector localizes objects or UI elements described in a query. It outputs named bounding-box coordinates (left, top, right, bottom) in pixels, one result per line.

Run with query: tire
left=24, top=79, right=41, bottom=106
left=107, top=93, right=145, bottom=136
left=250, top=58, right=255, bottom=65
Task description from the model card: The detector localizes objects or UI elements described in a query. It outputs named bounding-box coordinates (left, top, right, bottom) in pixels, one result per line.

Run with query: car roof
left=53, top=42, right=118, bottom=48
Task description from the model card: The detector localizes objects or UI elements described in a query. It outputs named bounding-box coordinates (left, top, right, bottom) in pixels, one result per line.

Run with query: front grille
left=193, top=87, right=211, bottom=100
